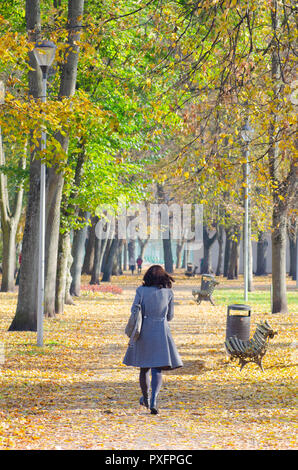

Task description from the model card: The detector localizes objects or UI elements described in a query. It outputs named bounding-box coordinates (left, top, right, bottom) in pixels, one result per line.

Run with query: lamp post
left=33, top=40, right=56, bottom=347
left=241, top=121, right=254, bottom=302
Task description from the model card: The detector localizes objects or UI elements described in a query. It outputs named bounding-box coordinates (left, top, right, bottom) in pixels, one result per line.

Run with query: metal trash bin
left=226, top=304, right=251, bottom=341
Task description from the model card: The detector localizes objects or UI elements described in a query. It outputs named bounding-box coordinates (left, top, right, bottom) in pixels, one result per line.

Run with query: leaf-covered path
left=0, top=276, right=297, bottom=449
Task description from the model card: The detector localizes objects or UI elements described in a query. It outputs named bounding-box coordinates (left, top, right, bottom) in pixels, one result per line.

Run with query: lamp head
left=33, top=40, right=56, bottom=77
left=241, top=122, right=254, bottom=143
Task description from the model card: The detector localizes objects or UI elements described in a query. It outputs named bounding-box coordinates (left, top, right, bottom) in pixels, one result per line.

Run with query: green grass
left=214, top=289, right=297, bottom=312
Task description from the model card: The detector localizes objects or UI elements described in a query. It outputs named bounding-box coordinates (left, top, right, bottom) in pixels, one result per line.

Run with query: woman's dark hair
left=142, top=265, right=174, bottom=289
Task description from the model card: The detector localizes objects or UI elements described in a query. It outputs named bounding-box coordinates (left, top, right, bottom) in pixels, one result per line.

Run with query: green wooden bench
left=185, top=263, right=200, bottom=277
left=192, top=274, right=219, bottom=306
left=224, top=320, right=277, bottom=372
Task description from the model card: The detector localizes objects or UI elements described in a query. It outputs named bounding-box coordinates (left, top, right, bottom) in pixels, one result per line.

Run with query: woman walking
left=123, top=265, right=183, bottom=414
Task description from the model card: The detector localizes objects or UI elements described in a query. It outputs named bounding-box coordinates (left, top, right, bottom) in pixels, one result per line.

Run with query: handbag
left=125, top=292, right=143, bottom=343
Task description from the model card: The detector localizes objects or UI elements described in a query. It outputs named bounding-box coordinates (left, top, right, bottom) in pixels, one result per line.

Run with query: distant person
left=129, top=257, right=135, bottom=275
left=123, top=265, right=183, bottom=414
left=136, top=255, right=143, bottom=274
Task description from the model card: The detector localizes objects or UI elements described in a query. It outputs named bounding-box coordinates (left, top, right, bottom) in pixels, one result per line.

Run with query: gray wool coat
left=123, top=286, right=183, bottom=370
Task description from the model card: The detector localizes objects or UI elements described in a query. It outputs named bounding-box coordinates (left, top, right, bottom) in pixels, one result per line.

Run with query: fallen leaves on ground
left=0, top=274, right=297, bottom=450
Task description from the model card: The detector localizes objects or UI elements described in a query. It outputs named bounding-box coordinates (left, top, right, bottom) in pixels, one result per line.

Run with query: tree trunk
left=90, top=236, right=108, bottom=284
left=112, top=251, right=119, bottom=276
left=182, top=247, right=189, bottom=269
left=123, top=241, right=127, bottom=271
left=235, top=237, right=241, bottom=279
left=267, top=1, right=296, bottom=313
left=44, top=0, right=85, bottom=317
left=9, top=153, right=41, bottom=330
left=163, top=237, right=173, bottom=273
left=288, top=219, right=297, bottom=280
left=44, top=169, right=64, bottom=317
left=65, top=235, right=74, bottom=305
left=117, top=240, right=124, bottom=275
left=226, top=227, right=240, bottom=280
left=55, top=230, right=71, bottom=313
left=101, top=239, right=112, bottom=272
left=271, top=206, right=288, bottom=313
left=9, top=1, right=42, bottom=330
left=227, top=233, right=240, bottom=280
left=82, top=215, right=96, bottom=274
left=288, top=235, right=295, bottom=278
left=55, top=138, right=86, bottom=311
left=138, top=236, right=149, bottom=260
left=292, top=241, right=297, bottom=282
left=127, top=239, right=136, bottom=267
left=70, top=211, right=88, bottom=296
left=224, top=229, right=231, bottom=277
left=176, top=240, right=185, bottom=269
left=9, top=0, right=85, bottom=329
left=256, top=231, right=268, bottom=275
left=0, top=123, right=26, bottom=293
left=201, top=226, right=217, bottom=274
left=216, top=225, right=224, bottom=276
left=227, top=243, right=236, bottom=279
left=1, top=222, right=17, bottom=292
left=101, top=237, right=119, bottom=282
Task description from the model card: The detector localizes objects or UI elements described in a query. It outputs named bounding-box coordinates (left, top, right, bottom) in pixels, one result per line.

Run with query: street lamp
left=33, top=40, right=56, bottom=347
left=241, top=121, right=254, bottom=302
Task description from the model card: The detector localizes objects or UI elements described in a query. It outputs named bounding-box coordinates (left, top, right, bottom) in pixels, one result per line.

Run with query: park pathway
left=0, top=279, right=297, bottom=449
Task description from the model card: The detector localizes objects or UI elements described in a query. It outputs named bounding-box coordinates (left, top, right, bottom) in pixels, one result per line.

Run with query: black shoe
left=150, top=398, right=158, bottom=414
left=139, top=396, right=149, bottom=408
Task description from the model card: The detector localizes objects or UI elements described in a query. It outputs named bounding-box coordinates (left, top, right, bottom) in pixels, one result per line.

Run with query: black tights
left=139, top=367, right=162, bottom=402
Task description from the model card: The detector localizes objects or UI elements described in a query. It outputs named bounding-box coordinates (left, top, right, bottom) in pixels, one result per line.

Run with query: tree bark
left=55, top=230, right=71, bottom=313
left=44, top=0, right=85, bottom=317
left=9, top=0, right=85, bottom=329
left=0, top=132, right=26, bottom=292
left=227, top=228, right=240, bottom=280
left=116, top=240, right=124, bottom=275
left=9, top=1, right=42, bottom=330
left=1, top=222, right=17, bottom=292
left=223, top=228, right=231, bottom=277
left=127, top=239, right=136, bottom=267
left=101, top=237, right=119, bottom=282
left=271, top=206, right=288, bottom=313
left=227, top=242, right=236, bottom=279
left=65, top=233, right=74, bottom=304
left=9, top=149, right=41, bottom=330
left=138, top=236, right=149, bottom=261
left=123, top=241, right=127, bottom=271
left=82, top=216, right=96, bottom=274
left=163, top=237, right=173, bottom=273
left=90, top=235, right=108, bottom=284
left=288, top=219, right=297, bottom=280
left=215, top=224, right=224, bottom=276
left=256, top=231, right=268, bottom=276
left=268, top=1, right=294, bottom=313
left=176, top=239, right=185, bottom=269
left=70, top=211, right=88, bottom=296
left=44, top=169, right=64, bottom=317
left=56, top=135, right=86, bottom=311
left=201, top=226, right=217, bottom=274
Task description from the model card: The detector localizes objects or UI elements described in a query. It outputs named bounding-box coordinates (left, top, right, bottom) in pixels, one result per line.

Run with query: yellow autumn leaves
left=0, top=273, right=297, bottom=449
